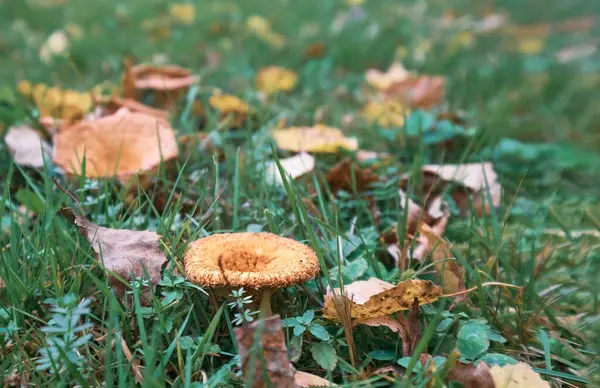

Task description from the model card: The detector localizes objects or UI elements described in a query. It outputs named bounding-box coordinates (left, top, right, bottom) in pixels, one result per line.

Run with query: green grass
left=1, top=0, right=600, bottom=386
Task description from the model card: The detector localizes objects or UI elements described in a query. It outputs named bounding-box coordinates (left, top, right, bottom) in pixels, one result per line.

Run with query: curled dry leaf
left=265, top=152, right=315, bottom=186
left=272, top=125, right=358, bottom=153
left=4, top=125, right=52, bottom=168
left=490, top=362, right=550, bottom=388
left=356, top=316, right=411, bottom=356
left=60, top=208, right=168, bottom=304
left=366, top=62, right=445, bottom=109
left=53, top=110, right=178, bottom=180
left=234, top=315, right=299, bottom=388
left=256, top=66, right=298, bottom=95
left=325, top=158, right=379, bottom=193
left=322, top=278, right=442, bottom=321
left=295, top=371, right=337, bottom=387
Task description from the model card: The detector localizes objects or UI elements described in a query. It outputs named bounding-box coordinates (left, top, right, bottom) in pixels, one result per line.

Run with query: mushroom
left=184, top=232, right=319, bottom=316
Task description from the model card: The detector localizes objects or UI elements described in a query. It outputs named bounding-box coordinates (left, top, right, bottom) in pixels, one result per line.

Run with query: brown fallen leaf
left=322, top=278, right=442, bottom=321
left=272, top=125, right=358, bottom=153
left=402, top=163, right=501, bottom=216
left=295, top=371, right=337, bottom=387
left=366, top=62, right=446, bottom=109
left=52, top=110, right=178, bottom=180
left=490, top=362, right=550, bottom=388
left=304, top=43, right=326, bottom=59
left=4, top=125, right=52, bottom=168
left=60, top=208, right=167, bottom=304
left=357, top=316, right=411, bottom=356
left=325, top=158, right=379, bottom=194
left=234, top=315, right=299, bottom=388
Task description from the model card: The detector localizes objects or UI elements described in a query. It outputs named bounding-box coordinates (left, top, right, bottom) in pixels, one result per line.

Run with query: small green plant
left=36, top=295, right=93, bottom=376
left=228, top=288, right=259, bottom=326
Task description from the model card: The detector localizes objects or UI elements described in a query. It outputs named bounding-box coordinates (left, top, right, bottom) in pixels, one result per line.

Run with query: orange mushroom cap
left=52, top=110, right=178, bottom=179
left=184, top=233, right=320, bottom=289
left=130, top=64, right=200, bottom=91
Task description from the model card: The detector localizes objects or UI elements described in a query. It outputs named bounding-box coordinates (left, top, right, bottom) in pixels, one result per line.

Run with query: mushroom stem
left=259, top=289, right=273, bottom=317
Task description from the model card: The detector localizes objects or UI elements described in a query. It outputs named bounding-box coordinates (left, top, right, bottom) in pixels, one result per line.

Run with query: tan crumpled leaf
left=490, top=362, right=550, bottom=388
left=366, top=62, right=446, bottom=109
left=61, top=208, right=168, bottom=304
left=272, top=125, right=358, bottom=153
left=322, top=278, right=442, bottom=321
left=256, top=66, right=298, bottom=95
left=4, top=125, right=52, bottom=168
left=265, top=152, right=315, bottom=185
left=325, top=158, right=379, bottom=193
left=402, top=163, right=501, bottom=216
left=53, top=110, right=178, bottom=180
left=295, top=371, right=337, bottom=387
left=234, top=315, right=299, bottom=388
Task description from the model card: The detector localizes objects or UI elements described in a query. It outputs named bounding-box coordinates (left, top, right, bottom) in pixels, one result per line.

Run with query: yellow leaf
left=246, top=15, right=272, bottom=35
left=256, top=66, right=298, bottom=95
left=362, top=100, right=409, bottom=127
left=169, top=3, right=196, bottom=25
left=518, top=38, right=545, bottom=54
left=366, top=62, right=412, bottom=91
left=272, top=125, right=358, bottom=153
left=490, top=363, right=550, bottom=388
left=209, top=94, right=249, bottom=115
left=322, top=278, right=442, bottom=321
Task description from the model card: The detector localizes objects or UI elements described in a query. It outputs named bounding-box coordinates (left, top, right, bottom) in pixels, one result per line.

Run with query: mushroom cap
left=131, top=64, right=200, bottom=91
left=184, top=232, right=320, bottom=289
left=52, top=110, right=178, bottom=178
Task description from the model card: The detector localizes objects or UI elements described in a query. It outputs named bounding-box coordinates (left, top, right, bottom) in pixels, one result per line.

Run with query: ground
left=0, top=0, right=599, bottom=386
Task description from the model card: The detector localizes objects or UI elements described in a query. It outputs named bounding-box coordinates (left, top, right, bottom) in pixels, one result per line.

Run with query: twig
left=440, top=281, right=522, bottom=298
left=52, top=178, right=85, bottom=216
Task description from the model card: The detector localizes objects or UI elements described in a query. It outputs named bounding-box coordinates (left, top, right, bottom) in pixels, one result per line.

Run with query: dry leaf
left=4, top=125, right=52, bottom=168
left=362, top=100, right=409, bottom=127
left=234, top=315, right=299, bottom=388
left=18, top=81, right=93, bottom=121
left=447, top=360, right=495, bottom=388
left=304, top=43, right=326, bottom=59
left=322, top=278, right=442, bottom=321
left=61, top=208, right=168, bottom=304
left=325, top=158, right=379, bottom=193
left=53, top=110, right=178, bottom=180
left=256, top=66, right=298, bottom=95
left=556, top=43, right=597, bottom=63
left=295, top=371, right=337, bottom=387
left=366, top=62, right=446, bottom=109
left=402, top=163, right=501, bottom=215
left=39, top=30, right=69, bottom=64
left=490, top=362, right=550, bottom=388
left=168, top=3, right=196, bottom=25
left=357, top=316, right=412, bottom=356
left=272, top=125, right=358, bottom=153
left=265, top=152, right=315, bottom=186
